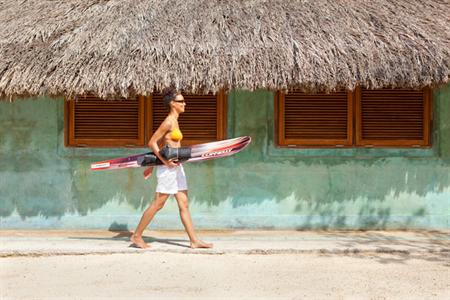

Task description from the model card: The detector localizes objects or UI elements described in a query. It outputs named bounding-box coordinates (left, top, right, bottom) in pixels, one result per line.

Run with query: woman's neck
left=169, top=110, right=179, bottom=120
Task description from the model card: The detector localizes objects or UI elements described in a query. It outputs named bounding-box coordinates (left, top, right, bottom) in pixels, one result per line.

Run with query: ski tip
left=90, top=162, right=111, bottom=170
left=235, top=135, right=251, bottom=142
left=240, top=136, right=252, bottom=144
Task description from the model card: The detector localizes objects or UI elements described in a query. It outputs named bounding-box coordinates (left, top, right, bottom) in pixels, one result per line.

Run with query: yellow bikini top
left=170, top=128, right=183, bottom=142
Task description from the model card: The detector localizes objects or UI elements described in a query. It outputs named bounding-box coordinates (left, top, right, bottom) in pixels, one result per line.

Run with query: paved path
left=0, top=230, right=449, bottom=256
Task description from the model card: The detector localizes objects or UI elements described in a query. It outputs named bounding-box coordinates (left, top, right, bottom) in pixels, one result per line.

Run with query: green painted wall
left=1, top=85, right=449, bottom=230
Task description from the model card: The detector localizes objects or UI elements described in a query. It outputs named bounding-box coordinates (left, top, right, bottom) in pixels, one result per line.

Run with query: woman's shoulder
left=161, top=116, right=176, bottom=130
left=165, top=115, right=179, bottom=125
left=162, top=115, right=172, bottom=124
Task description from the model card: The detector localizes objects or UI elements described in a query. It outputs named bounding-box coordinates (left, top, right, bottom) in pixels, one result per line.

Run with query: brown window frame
left=65, top=91, right=227, bottom=148
left=64, top=95, right=146, bottom=147
left=275, top=90, right=354, bottom=148
left=355, top=87, right=432, bottom=147
left=147, top=90, right=227, bottom=146
left=276, top=87, right=432, bottom=148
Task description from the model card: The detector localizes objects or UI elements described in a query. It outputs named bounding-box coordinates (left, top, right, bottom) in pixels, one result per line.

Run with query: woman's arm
left=148, top=119, right=178, bottom=168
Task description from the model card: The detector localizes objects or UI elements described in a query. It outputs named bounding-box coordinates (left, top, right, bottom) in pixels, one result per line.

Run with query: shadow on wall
left=0, top=94, right=449, bottom=229
left=219, top=158, right=450, bottom=229
left=0, top=159, right=154, bottom=218
left=1, top=155, right=448, bottom=230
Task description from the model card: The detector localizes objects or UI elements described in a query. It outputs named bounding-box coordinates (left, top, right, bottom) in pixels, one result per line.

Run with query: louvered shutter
left=277, top=91, right=353, bottom=146
left=150, top=91, right=226, bottom=145
left=356, top=88, right=431, bottom=147
left=66, top=95, right=145, bottom=147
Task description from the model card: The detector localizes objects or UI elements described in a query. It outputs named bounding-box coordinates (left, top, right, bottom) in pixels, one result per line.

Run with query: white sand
left=1, top=252, right=449, bottom=300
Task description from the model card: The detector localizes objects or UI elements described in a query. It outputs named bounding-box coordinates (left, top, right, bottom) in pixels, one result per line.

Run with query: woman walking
left=130, top=88, right=213, bottom=249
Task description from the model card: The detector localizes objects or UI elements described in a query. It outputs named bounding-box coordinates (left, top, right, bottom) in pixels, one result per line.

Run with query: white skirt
left=155, top=164, right=188, bottom=194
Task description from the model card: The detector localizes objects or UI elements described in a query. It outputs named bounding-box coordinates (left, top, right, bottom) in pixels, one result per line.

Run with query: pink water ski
left=91, top=136, right=251, bottom=171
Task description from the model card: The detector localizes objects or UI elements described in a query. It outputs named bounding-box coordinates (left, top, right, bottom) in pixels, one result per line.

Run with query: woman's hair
left=162, top=87, right=179, bottom=109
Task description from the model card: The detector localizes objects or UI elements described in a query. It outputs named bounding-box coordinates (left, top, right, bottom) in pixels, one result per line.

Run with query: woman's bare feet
left=130, top=234, right=150, bottom=249
left=143, top=167, right=153, bottom=180
left=190, top=240, right=213, bottom=249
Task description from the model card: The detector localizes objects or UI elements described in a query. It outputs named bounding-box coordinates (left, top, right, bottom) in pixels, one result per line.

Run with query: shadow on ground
left=62, top=229, right=450, bottom=266
left=68, top=230, right=191, bottom=249
left=317, top=231, right=450, bottom=267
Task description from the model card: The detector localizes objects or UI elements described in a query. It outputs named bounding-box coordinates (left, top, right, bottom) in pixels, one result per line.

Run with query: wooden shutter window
left=65, top=95, right=145, bottom=147
left=277, top=90, right=353, bottom=147
left=355, top=88, right=431, bottom=147
left=150, top=90, right=227, bottom=145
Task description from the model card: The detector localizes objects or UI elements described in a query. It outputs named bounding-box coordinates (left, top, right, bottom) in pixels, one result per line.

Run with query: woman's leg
left=131, top=192, right=170, bottom=248
left=174, top=190, right=213, bottom=249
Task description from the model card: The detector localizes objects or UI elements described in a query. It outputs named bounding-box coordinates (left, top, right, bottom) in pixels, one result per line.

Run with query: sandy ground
left=1, top=251, right=449, bottom=300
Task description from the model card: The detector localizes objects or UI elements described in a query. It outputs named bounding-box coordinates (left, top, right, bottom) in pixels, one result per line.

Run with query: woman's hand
left=164, top=160, right=179, bottom=168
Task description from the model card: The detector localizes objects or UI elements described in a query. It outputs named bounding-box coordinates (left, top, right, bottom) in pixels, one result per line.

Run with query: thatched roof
left=0, top=0, right=449, bottom=98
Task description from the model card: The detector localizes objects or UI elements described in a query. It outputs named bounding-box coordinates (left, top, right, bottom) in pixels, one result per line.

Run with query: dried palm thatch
left=0, top=0, right=449, bottom=99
